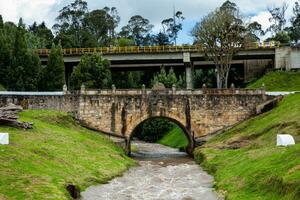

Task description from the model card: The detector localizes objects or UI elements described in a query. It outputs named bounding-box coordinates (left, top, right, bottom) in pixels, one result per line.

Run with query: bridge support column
left=184, top=52, right=193, bottom=89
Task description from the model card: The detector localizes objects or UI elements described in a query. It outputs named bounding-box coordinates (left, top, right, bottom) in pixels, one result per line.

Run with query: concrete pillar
left=183, top=52, right=193, bottom=89
left=185, top=66, right=193, bottom=89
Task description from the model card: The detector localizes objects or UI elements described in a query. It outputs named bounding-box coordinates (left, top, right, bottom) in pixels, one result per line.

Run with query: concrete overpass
left=38, top=44, right=300, bottom=89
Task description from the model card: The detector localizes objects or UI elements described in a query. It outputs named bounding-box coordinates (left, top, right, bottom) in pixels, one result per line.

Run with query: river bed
left=81, top=141, right=222, bottom=200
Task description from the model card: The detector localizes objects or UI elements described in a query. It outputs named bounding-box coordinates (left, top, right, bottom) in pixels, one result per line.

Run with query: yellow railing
left=37, top=42, right=279, bottom=56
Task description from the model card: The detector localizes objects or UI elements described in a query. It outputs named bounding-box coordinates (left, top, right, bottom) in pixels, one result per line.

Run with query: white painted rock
left=277, top=134, right=295, bottom=146
left=0, top=133, right=9, bottom=145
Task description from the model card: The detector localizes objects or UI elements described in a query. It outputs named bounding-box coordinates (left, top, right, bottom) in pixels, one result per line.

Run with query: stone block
left=0, top=133, right=9, bottom=145
left=277, top=134, right=295, bottom=146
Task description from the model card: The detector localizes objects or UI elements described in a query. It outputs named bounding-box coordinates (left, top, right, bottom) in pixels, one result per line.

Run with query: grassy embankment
left=158, top=126, right=188, bottom=148
left=194, top=94, right=300, bottom=200
left=0, top=84, right=5, bottom=91
left=0, top=110, right=135, bottom=200
left=247, top=71, right=300, bottom=91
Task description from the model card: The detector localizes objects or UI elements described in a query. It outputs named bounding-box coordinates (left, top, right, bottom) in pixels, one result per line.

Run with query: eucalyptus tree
left=267, top=2, right=289, bottom=36
left=288, top=0, right=300, bottom=43
left=161, top=11, right=184, bottom=45
left=119, top=15, right=153, bottom=46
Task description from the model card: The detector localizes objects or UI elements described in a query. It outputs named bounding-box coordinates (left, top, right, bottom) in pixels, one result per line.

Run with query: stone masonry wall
left=0, top=89, right=267, bottom=154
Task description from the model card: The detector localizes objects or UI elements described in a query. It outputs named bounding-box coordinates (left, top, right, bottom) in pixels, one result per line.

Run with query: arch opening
left=128, top=116, right=194, bottom=157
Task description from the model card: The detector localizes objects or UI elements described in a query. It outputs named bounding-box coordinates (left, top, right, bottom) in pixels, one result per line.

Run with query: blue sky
left=0, top=0, right=297, bottom=44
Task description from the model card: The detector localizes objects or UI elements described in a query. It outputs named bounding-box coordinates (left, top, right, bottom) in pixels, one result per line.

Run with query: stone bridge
left=0, top=87, right=269, bottom=155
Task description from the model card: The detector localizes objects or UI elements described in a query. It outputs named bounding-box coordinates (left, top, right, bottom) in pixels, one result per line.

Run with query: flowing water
left=81, top=141, right=222, bottom=200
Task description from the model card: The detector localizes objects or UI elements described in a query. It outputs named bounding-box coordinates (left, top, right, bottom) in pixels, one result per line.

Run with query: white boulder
left=277, top=134, right=295, bottom=146
left=0, top=133, right=9, bottom=145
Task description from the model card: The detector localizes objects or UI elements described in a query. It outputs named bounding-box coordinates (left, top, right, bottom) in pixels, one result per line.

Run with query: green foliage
left=192, top=1, right=246, bottom=88
left=120, top=15, right=153, bottom=46
left=7, top=19, right=41, bottom=91
left=28, top=22, right=54, bottom=48
left=247, top=71, right=300, bottom=91
left=152, top=32, right=170, bottom=45
left=0, top=110, right=135, bottom=199
left=116, top=38, right=135, bottom=47
left=266, top=31, right=291, bottom=44
left=151, top=67, right=185, bottom=88
left=288, top=1, right=300, bottom=43
left=193, top=69, right=216, bottom=88
left=0, top=83, right=5, bottom=91
left=133, top=118, right=174, bottom=142
left=161, top=11, right=184, bottom=45
left=70, top=53, right=111, bottom=90
left=194, top=94, right=300, bottom=200
left=112, top=71, right=143, bottom=89
left=158, top=126, right=188, bottom=148
left=39, top=43, right=65, bottom=91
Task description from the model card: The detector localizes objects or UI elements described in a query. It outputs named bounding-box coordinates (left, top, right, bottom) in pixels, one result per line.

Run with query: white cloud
left=0, top=0, right=60, bottom=25
left=0, top=0, right=298, bottom=43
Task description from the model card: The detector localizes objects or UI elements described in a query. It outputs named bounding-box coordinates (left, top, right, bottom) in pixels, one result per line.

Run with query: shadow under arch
left=127, top=116, right=195, bottom=156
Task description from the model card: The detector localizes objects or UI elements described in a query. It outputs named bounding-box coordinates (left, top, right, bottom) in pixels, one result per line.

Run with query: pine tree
left=7, top=18, right=41, bottom=91
left=151, top=66, right=183, bottom=88
left=40, top=43, right=65, bottom=91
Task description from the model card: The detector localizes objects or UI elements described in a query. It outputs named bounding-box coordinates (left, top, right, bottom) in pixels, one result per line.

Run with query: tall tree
left=153, top=32, right=170, bottom=45
left=288, top=0, right=300, bottom=43
left=7, top=18, right=41, bottom=91
left=29, top=22, right=54, bottom=48
left=267, top=2, right=289, bottom=36
left=162, top=11, right=184, bottom=45
left=246, top=21, right=265, bottom=42
left=70, top=54, right=111, bottom=90
left=192, top=0, right=246, bottom=88
left=39, top=43, right=65, bottom=91
left=119, top=15, right=153, bottom=46
left=84, top=7, right=120, bottom=46
left=53, top=0, right=92, bottom=47
left=0, top=15, right=11, bottom=88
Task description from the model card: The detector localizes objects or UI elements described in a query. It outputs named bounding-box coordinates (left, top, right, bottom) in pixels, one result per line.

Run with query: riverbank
left=194, top=94, right=300, bottom=199
left=0, top=110, right=135, bottom=200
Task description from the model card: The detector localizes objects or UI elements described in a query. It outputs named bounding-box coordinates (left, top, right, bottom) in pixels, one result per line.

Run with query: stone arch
left=126, top=116, right=195, bottom=156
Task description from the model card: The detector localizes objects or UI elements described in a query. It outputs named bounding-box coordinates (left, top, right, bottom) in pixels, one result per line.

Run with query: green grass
left=0, top=110, right=135, bottom=200
left=194, top=94, right=300, bottom=200
left=0, top=84, right=5, bottom=91
left=247, top=71, right=300, bottom=91
left=158, top=126, right=188, bottom=148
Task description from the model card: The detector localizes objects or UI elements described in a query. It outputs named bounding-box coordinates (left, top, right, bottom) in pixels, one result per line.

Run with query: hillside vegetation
left=194, top=94, right=300, bottom=200
left=0, top=110, right=135, bottom=200
left=158, top=126, right=188, bottom=148
left=247, top=71, right=300, bottom=91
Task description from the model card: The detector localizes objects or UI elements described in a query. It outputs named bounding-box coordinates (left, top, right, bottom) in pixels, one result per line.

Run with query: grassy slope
left=247, top=71, right=300, bottom=91
left=158, top=126, right=188, bottom=148
left=0, top=110, right=135, bottom=200
left=194, top=94, right=300, bottom=200
left=0, top=84, right=5, bottom=91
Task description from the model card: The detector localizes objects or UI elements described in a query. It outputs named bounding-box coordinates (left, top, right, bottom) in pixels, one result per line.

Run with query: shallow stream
left=81, top=141, right=221, bottom=200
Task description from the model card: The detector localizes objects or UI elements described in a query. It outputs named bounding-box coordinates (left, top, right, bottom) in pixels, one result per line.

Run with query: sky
left=0, top=0, right=297, bottom=44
